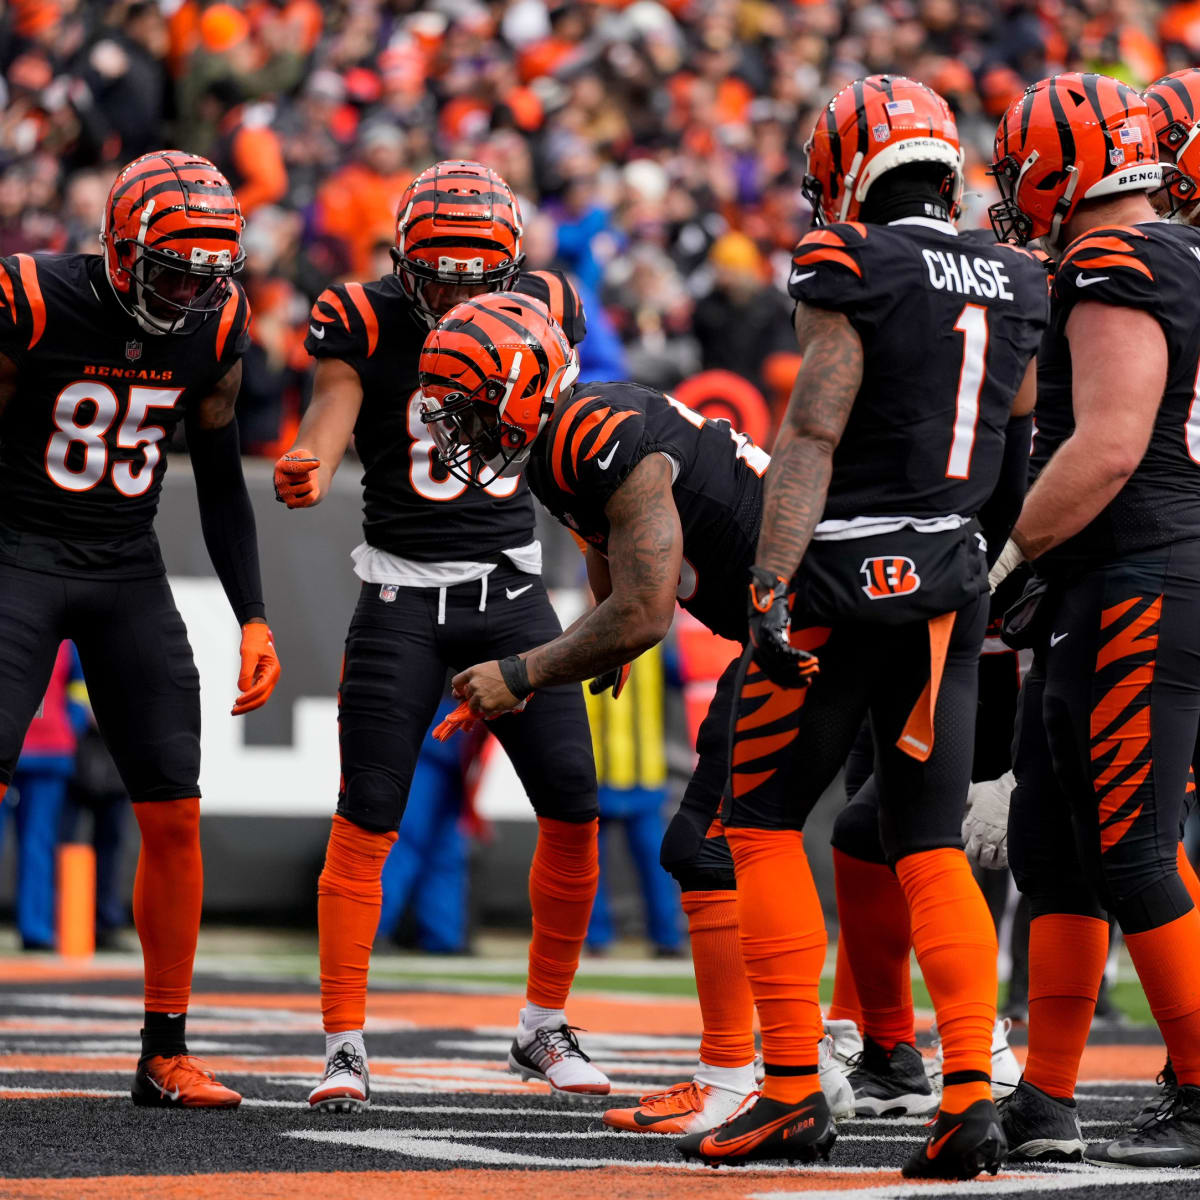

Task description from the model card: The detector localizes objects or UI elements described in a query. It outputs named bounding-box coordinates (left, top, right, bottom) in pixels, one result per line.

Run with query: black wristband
left=498, top=655, right=531, bottom=698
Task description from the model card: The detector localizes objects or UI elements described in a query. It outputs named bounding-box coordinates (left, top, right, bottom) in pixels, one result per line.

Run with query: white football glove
left=962, top=770, right=1015, bottom=870
left=988, top=539, right=1025, bottom=593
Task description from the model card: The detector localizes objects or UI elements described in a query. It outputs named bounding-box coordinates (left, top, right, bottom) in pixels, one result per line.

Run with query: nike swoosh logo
left=309, top=324, right=326, bottom=339
left=926, top=1122, right=963, bottom=1160
left=151, top=1078, right=181, bottom=1102
left=1103, top=1141, right=1190, bottom=1160
left=505, top=584, right=533, bottom=600
left=1076, top=274, right=1109, bottom=288
left=1050, top=632, right=1068, bottom=646
left=699, top=1109, right=807, bottom=1155
left=790, top=270, right=817, bottom=285
left=596, top=442, right=619, bottom=470
left=633, top=1109, right=686, bottom=1126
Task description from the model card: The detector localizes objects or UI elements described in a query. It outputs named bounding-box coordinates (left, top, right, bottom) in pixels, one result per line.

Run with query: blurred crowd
left=2, top=0, right=1199, bottom=450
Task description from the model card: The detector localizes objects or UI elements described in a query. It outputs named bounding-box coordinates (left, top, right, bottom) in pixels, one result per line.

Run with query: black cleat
left=847, top=1037, right=937, bottom=1117
left=1086, top=1083, right=1200, bottom=1167
left=677, top=1092, right=836, bottom=1168
left=902, top=1099, right=1006, bottom=1180
left=998, top=1079, right=1084, bottom=1162
left=1131, top=1057, right=1178, bottom=1130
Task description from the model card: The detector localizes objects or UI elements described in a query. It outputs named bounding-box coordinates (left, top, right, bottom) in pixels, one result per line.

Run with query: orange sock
left=728, top=827, right=825, bottom=1104
left=834, top=848, right=912, bottom=1048
left=896, top=848, right=996, bottom=1113
left=680, top=890, right=756, bottom=1067
left=1178, top=843, right=1200, bottom=909
left=527, top=817, right=598, bottom=1009
left=318, top=814, right=397, bottom=1032
left=1022, top=913, right=1107, bottom=1100
left=1125, top=908, right=1200, bottom=1086
left=829, top=929, right=863, bottom=1027
left=134, top=797, right=203, bottom=1013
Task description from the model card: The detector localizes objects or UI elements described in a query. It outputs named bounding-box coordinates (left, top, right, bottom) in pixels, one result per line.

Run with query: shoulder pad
left=513, top=270, right=587, bottom=346
left=1053, top=225, right=1156, bottom=311
left=546, top=388, right=642, bottom=498
left=306, top=282, right=379, bottom=360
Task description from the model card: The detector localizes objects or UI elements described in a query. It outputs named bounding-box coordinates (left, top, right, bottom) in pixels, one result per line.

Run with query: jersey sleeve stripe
left=1071, top=252, right=1153, bottom=280
left=343, top=282, right=379, bottom=357
left=550, top=395, right=595, bottom=494
left=799, top=229, right=850, bottom=248
left=568, top=405, right=611, bottom=471
left=791, top=246, right=863, bottom=276
left=315, top=288, right=352, bottom=333
left=0, top=261, right=14, bottom=318
left=583, top=409, right=637, bottom=461
left=15, top=255, right=44, bottom=349
left=537, top=271, right=566, bottom=326
left=215, top=290, right=240, bottom=360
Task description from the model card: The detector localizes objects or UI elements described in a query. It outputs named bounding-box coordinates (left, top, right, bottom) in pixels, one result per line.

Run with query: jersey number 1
left=46, top=381, right=184, bottom=496
left=946, top=303, right=989, bottom=480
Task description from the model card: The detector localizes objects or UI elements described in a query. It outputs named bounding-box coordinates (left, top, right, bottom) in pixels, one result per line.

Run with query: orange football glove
left=274, top=447, right=322, bottom=508
left=432, top=695, right=530, bottom=742
left=232, top=622, right=281, bottom=715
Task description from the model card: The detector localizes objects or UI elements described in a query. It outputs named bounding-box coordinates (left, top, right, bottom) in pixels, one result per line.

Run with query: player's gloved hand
left=274, top=447, right=322, bottom=508
left=588, top=663, right=631, bottom=699
left=232, top=621, right=281, bottom=715
left=988, top=538, right=1025, bottom=593
left=747, top=566, right=819, bottom=689
left=433, top=694, right=529, bottom=741
left=962, top=770, right=1015, bottom=869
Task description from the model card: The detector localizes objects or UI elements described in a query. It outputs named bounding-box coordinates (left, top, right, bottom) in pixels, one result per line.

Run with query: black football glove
left=588, top=663, right=631, bottom=699
left=747, top=566, right=820, bottom=689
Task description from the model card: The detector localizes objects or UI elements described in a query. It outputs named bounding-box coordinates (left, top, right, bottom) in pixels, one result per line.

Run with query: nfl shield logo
left=1109, top=147, right=1125, bottom=166
left=873, top=123, right=890, bottom=143
left=379, top=584, right=398, bottom=603
left=125, top=339, right=142, bottom=362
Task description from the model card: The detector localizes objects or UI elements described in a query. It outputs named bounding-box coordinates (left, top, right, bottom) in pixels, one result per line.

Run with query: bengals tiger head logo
left=860, top=555, right=921, bottom=600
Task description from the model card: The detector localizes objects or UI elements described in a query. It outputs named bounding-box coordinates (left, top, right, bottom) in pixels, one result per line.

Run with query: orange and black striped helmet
left=393, top=160, right=525, bottom=329
left=418, top=293, right=578, bottom=486
left=1145, top=69, right=1200, bottom=222
left=101, top=150, right=244, bottom=335
left=803, top=75, right=964, bottom=225
left=990, top=73, right=1160, bottom=248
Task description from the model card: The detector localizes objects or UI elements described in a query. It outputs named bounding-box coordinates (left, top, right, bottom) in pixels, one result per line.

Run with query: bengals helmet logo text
left=860, top=555, right=921, bottom=599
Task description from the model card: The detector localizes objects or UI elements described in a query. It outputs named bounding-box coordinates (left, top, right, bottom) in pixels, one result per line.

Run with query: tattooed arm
left=451, top=454, right=682, bottom=714
left=755, top=304, right=863, bottom=582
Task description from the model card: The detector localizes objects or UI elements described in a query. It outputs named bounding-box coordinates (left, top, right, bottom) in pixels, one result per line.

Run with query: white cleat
left=508, top=1008, right=610, bottom=1096
left=819, top=1033, right=856, bottom=1121
left=926, top=1016, right=1021, bottom=1101
left=308, top=1041, right=369, bottom=1112
left=824, top=1017, right=863, bottom=1070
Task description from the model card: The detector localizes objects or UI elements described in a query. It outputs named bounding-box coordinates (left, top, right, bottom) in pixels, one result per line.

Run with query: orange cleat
left=131, top=1055, right=242, bottom=1108
left=604, top=1080, right=753, bottom=1135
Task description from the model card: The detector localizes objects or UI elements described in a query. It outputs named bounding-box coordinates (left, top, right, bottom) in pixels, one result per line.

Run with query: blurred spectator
left=585, top=647, right=684, bottom=958
left=61, top=726, right=130, bottom=951
left=691, top=232, right=796, bottom=395
left=199, top=77, right=288, bottom=218
left=315, top=121, right=412, bottom=277
left=1, top=644, right=88, bottom=951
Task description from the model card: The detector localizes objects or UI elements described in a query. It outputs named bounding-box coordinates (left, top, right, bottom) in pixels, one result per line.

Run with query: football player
left=0, top=150, right=280, bottom=1106
left=678, top=75, right=1047, bottom=1178
left=273, top=162, right=608, bottom=1107
left=985, top=73, right=1200, bottom=1168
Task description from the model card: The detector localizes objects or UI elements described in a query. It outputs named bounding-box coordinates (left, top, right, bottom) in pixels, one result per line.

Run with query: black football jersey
left=788, top=220, right=1049, bottom=526
left=1032, top=222, right=1200, bottom=577
left=303, top=269, right=586, bottom=562
left=0, top=253, right=250, bottom=577
left=525, top=381, right=766, bottom=642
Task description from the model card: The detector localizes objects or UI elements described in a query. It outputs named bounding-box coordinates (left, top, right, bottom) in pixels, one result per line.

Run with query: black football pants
left=336, top=561, right=597, bottom=833
left=0, top=562, right=200, bottom=802
left=725, top=594, right=987, bottom=860
left=1009, top=542, right=1200, bottom=933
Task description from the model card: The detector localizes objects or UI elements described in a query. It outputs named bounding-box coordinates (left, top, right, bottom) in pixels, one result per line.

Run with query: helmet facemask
left=391, top=247, right=523, bottom=330
left=1152, top=121, right=1200, bottom=223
